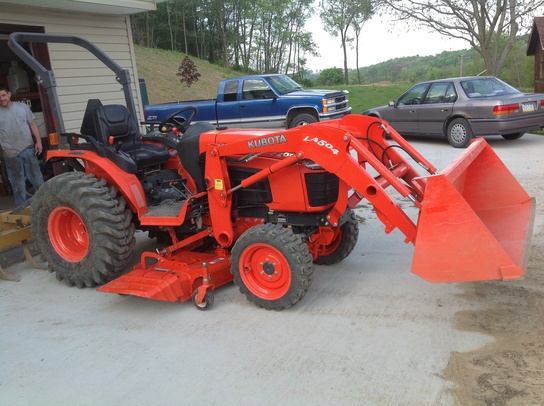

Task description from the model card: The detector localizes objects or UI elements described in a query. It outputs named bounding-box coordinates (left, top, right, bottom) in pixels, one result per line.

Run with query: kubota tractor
left=10, top=33, right=535, bottom=310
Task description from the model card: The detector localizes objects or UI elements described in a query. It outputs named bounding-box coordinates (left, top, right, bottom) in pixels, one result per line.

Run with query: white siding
left=0, top=4, right=143, bottom=133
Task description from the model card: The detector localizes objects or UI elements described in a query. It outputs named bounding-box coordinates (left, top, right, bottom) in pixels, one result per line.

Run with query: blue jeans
left=4, top=147, right=44, bottom=207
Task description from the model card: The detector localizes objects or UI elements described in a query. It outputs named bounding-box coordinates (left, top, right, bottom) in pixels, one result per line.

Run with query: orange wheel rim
left=239, top=243, right=291, bottom=300
left=48, top=206, right=89, bottom=262
left=319, top=228, right=341, bottom=256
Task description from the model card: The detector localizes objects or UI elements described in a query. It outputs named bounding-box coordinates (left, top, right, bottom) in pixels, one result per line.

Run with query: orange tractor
left=10, top=33, right=535, bottom=310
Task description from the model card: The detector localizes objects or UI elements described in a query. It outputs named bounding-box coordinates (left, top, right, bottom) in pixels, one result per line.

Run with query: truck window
left=243, top=79, right=271, bottom=100
left=223, top=80, right=239, bottom=102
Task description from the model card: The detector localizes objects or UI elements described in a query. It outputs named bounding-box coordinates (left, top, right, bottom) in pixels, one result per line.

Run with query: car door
left=390, top=83, right=429, bottom=134
left=417, top=82, right=457, bottom=135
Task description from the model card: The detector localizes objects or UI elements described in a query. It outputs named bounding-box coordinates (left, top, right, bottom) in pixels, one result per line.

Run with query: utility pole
left=460, top=54, right=470, bottom=76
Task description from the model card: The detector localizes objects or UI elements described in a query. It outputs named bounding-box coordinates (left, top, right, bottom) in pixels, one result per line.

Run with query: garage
left=0, top=0, right=160, bottom=209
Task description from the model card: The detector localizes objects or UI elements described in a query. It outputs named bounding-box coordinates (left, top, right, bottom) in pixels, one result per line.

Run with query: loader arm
left=204, top=114, right=535, bottom=283
left=204, top=115, right=435, bottom=246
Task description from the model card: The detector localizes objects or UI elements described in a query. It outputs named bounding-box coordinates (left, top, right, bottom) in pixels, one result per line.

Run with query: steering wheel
left=159, top=106, right=198, bottom=134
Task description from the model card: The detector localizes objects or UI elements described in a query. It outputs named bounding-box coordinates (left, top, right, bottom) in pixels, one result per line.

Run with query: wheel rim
left=48, top=206, right=89, bottom=262
left=239, top=244, right=291, bottom=300
left=450, top=123, right=467, bottom=144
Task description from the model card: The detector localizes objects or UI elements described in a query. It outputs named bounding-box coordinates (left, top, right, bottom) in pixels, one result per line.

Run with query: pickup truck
left=143, top=74, right=351, bottom=129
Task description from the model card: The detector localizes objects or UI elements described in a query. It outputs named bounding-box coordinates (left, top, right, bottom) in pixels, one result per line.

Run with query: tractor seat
left=93, top=104, right=170, bottom=169
left=176, top=122, right=216, bottom=192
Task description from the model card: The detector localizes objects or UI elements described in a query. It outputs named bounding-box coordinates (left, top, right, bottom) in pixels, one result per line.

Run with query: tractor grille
left=305, top=172, right=339, bottom=207
left=228, top=166, right=272, bottom=205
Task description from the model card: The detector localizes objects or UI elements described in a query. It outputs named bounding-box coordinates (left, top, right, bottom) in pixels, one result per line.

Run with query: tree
left=351, top=1, right=374, bottom=84
left=320, top=0, right=375, bottom=84
left=320, top=0, right=355, bottom=85
left=131, top=0, right=316, bottom=76
left=381, top=0, right=542, bottom=76
left=317, top=67, right=344, bottom=85
left=176, top=56, right=201, bottom=87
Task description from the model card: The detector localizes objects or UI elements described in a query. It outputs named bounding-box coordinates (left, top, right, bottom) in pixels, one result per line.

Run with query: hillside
left=135, top=34, right=534, bottom=108
left=134, top=45, right=237, bottom=104
left=134, top=45, right=409, bottom=113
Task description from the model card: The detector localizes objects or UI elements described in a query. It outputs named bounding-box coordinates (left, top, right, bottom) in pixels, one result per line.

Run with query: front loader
left=9, top=33, right=535, bottom=310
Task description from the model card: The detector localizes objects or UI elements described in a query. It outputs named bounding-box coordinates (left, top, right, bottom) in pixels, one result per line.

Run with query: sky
left=305, top=14, right=469, bottom=71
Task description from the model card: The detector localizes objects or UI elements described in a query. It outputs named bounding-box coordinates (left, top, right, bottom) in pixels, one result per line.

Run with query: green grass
left=319, top=83, right=413, bottom=113
left=135, top=45, right=236, bottom=104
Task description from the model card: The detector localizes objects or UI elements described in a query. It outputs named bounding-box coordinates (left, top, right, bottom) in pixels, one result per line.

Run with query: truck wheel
left=231, top=223, right=314, bottom=310
left=315, top=208, right=359, bottom=265
left=31, top=172, right=135, bottom=288
left=446, top=118, right=472, bottom=148
left=290, top=113, right=318, bottom=127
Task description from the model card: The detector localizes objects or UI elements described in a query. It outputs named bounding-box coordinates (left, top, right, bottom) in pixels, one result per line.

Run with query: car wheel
left=501, top=132, right=525, bottom=140
left=446, top=118, right=473, bottom=148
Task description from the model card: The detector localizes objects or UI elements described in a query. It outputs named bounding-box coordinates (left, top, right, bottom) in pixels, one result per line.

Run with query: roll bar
left=8, top=32, right=136, bottom=140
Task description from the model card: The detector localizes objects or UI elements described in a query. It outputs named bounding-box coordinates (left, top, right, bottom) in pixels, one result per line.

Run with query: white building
left=0, top=0, right=162, bottom=199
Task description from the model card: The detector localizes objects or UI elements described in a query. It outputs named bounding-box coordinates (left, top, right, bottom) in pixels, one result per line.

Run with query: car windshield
left=460, top=77, right=521, bottom=98
left=268, top=75, right=304, bottom=94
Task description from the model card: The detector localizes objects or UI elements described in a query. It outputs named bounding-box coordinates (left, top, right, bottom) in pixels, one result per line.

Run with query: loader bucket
left=412, top=138, right=535, bottom=283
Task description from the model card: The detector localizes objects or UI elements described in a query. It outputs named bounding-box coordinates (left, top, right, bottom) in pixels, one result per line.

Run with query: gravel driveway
left=1, top=133, right=543, bottom=406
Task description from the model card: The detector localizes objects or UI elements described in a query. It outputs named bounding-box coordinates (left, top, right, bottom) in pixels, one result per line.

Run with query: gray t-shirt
left=0, top=102, right=35, bottom=158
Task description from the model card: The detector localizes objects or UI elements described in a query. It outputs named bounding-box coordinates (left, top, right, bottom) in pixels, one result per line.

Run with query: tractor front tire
left=31, top=172, right=135, bottom=288
left=231, top=223, right=314, bottom=310
left=315, top=208, right=359, bottom=265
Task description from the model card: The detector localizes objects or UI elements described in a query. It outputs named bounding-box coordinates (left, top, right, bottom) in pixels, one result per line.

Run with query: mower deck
left=98, top=249, right=233, bottom=302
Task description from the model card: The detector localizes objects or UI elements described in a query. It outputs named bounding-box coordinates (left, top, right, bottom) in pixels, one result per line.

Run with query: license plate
left=522, top=102, right=536, bottom=112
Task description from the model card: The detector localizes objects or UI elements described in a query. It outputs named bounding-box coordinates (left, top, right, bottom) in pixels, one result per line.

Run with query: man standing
left=0, top=85, right=44, bottom=208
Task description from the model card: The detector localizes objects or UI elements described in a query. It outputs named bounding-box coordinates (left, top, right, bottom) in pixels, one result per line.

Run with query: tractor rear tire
left=231, top=223, right=314, bottom=310
left=315, top=208, right=359, bottom=265
left=31, top=172, right=135, bottom=288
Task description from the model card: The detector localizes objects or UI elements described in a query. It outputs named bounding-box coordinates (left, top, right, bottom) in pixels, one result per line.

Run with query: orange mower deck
left=98, top=249, right=233, bottom=303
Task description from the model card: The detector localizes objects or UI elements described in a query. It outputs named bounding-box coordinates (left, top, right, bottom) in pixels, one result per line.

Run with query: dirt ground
left=443, top=242, right=544, bottom=406
left=439, top=135, right=544, bottom=406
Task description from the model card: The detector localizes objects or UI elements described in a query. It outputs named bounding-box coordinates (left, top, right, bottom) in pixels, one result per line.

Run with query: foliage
left=317, top=68, right=345, bottom=85
left=357, top=35, right=533, bottom=88
left=381, top=0, right=542, bottom=76
left=176, top=56, right=201, bottom=87
left=131, top=0, right=317, bottom=76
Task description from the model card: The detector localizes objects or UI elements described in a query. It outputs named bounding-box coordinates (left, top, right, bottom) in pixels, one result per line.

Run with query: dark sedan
left=362, top=76, right=544, bottom=147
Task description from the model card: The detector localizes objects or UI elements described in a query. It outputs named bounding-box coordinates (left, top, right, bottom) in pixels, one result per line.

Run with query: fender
left=47, top=149, right=148, bottom=218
